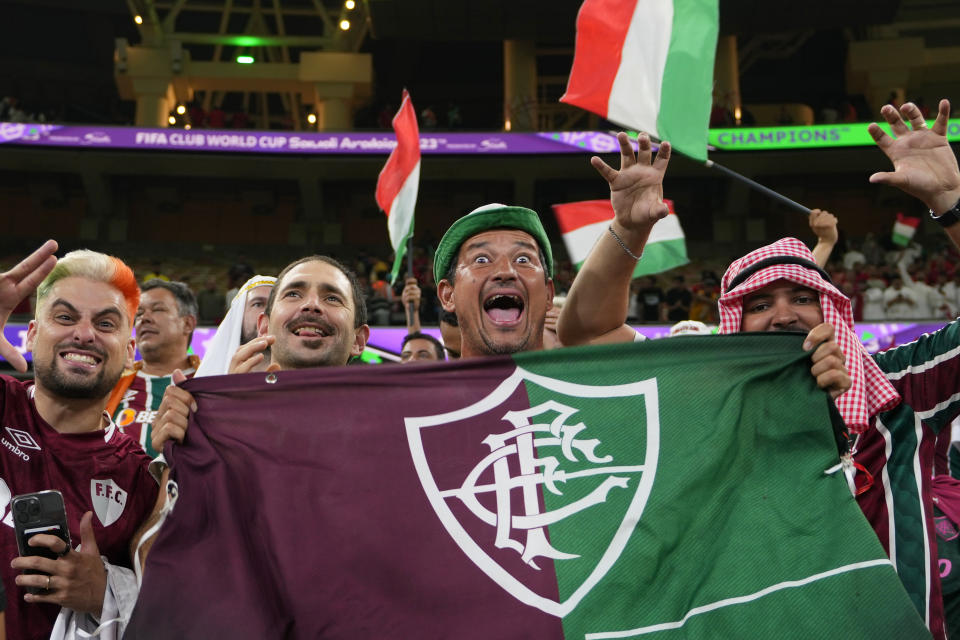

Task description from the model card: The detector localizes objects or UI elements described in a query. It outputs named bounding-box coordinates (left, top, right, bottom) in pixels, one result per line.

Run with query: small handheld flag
left=891, top=212, right=920, bottom=247
left=376, top=89, right=421, bottom=284
left=552, top=199, right=688, bottom=277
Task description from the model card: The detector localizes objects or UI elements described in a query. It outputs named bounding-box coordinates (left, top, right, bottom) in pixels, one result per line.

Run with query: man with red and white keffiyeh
left=560, top=97, right=960, bottom=640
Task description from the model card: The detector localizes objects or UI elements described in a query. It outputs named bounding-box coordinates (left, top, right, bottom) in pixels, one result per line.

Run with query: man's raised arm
left=557, top=133, right=671, bottom=345
left=869, top=99, right=960, bottom=248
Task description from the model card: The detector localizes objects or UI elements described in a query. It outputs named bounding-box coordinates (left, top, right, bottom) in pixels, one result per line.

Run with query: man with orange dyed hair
left=0, top=241, right=159, bottom=639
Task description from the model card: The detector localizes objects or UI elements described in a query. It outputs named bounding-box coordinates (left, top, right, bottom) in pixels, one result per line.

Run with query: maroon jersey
left=0, top=376, right=158, bottom=640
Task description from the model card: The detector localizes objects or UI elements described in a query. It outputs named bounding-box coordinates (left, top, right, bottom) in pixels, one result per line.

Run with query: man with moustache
left=0, top=243, right=158, bottom=639
left=105, top=280, right=199, bottom=457
left=433, top=204, right=556, bottom=358
left=558, top=99, right=960, bottom=639
left=146, top=255, right=368, bottom=478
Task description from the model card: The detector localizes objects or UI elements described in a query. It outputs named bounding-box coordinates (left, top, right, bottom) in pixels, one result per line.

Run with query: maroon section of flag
left=126, top=360, right=563, bottom=639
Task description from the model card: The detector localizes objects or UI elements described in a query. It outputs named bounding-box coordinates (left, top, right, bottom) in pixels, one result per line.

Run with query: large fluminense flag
left=553, top=199, right=688, bottom=277
left=560, top=0, right=719, bottom=162
left=376, top=89, right=421, bottom=284
left=127, top=335, right=926, bottom=639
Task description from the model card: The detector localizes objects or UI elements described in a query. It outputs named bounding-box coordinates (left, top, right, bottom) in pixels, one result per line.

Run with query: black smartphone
left=12, top=490, right=71, bottom=593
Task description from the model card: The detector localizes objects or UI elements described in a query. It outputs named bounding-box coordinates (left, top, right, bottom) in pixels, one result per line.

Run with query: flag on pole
left=560, top=0, right=719, bottom=162
left=553, top=199, right=688, bottom=277
left=892, top=212, right=920, bottom=247
left=376, top=89, right=421, bottom=284
left=128, top=335, right=927, bottom=639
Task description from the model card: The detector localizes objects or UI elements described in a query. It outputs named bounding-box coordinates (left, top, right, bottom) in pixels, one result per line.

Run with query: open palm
left=591, top=132, right=671, bottom=231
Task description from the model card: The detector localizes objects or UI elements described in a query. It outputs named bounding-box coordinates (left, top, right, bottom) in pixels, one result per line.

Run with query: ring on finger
left=46, top=575, right=51, bottom=590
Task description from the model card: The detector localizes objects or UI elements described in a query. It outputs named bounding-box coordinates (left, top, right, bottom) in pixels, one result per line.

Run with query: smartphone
left=12, top=490, right=71, bottom=593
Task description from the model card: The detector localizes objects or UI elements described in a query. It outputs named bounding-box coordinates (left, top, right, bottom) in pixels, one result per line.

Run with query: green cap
left=433, top=204, right=554, bottom=281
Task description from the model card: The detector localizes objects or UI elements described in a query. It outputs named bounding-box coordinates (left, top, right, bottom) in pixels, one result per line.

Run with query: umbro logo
left=122, top=389, right=138, bottom=403
left=5, top=428, right=41, bottom=451
left=2, top=427, right=40, bottom=462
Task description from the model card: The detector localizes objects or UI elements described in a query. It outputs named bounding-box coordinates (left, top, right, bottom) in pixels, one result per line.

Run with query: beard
left=34, top=349, right=120, bottom=400
left=270, top=313, right=352, bottom=369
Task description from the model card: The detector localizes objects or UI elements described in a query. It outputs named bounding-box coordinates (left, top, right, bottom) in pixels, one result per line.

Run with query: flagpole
left=703, top=158, right=811, bottom=216
left=405, top=235, right=416, bottom=329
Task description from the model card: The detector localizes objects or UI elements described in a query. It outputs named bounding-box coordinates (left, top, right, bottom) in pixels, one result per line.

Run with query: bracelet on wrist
left=607, top=225, right=642, bottom=261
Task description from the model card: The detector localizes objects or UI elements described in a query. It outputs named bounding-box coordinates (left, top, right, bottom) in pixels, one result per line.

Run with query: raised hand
left=0, top=240, right=58, bottom=372
left=591, top=132, right=671, bottom=233
left=868, top=99, right=960, bottom=213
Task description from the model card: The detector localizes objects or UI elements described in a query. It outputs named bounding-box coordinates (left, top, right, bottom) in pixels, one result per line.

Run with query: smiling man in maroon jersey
left=0, top=242, right=158, bottom=639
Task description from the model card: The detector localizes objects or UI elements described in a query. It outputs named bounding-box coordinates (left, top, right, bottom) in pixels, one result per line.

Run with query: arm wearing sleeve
left=873, top=319, right=960, bottom=433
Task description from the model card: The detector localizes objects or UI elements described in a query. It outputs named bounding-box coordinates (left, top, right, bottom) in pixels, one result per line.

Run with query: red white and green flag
left=560, top=0, right=719, bottom=162
left=376, top=89, right=420, bottom=284
left=892, top=212, right=920, bottom=247
left=553, top=199, right=688, bottom=277
left=127, top=335, right=926, bottom=638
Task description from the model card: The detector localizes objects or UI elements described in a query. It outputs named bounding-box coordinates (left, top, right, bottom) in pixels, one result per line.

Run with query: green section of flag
left=656, top=0, right=719, bottom=162
left=513, top=334, right=927, bottom=638
left=633, top=237, right=689, bottom=278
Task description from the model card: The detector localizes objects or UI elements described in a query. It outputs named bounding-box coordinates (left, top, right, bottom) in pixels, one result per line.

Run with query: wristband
left=930, top=199, right=960, bottom=228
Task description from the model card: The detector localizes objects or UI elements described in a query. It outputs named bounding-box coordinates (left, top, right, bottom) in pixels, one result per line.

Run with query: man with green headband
left=434, top=203, right=555, bottom=357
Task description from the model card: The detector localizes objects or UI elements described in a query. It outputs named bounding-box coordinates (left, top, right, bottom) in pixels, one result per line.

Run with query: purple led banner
left=0, top=122, right=626, bottom=155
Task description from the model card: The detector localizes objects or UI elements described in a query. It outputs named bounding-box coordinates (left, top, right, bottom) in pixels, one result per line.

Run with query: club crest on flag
left=90, top=478, right=128, bottom=527
left=405, top=366, right=659, bottom=618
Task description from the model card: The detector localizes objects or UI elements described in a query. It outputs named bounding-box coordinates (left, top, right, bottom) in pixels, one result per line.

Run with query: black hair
left=266, top=255, right=367, bottom=328
left=401, top=332, right=445, bottom=361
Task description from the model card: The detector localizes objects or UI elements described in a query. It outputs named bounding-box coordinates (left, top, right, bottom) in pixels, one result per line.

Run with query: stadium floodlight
left=134, top=15, right=143, bottom=25
left=176, top=104, right=186, bottom=115
left=307, top=113, right=317, bottom=125
left=236, top=55, right=255, bottom=64
left=168, top=116, right=176, bottom=125
left=345, top=0, right=355, bottom=9
left=339, top=19, right=350, bottom=30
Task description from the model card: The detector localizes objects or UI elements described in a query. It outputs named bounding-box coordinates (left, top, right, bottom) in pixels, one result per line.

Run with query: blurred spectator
left=367, top=273, right=393, bottom=325
left=231, top=111, right=249, bottom=129
left=208, top=106, right=226, bottom=129
left=861, top=232, right=883, bottom=266
left=843, top=243, right=866, bottom=271
left=197, top=277, right=224, bottom=324
left=446, top=103, right=462, bottom=129
left=664, top=275, right=692, bottom=322
left=862, top=281, right=886, bottom=321
left=420, top=106, right=438, bottom=130
left=884, top=276, right=919, bottom=319
left=142, top=259, right=169, bottom=283
left=636, top=276, right=664, bottom=323
left=188, top=103, right=206, bottom=128
left=689, top=276, right=720, bottom=324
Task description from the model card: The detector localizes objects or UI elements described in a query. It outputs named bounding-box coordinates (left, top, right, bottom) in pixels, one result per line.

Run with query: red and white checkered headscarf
left=718, top=238, right=899, bottom=433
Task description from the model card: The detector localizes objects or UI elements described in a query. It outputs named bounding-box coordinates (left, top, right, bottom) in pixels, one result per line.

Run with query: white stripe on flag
left=606, top=1, right=673, bottom=136
left=387, top=160, right=420, bottom=252
left=564, top=220, right=609, bottom=265
left=563, top=214, right=685, bottom=266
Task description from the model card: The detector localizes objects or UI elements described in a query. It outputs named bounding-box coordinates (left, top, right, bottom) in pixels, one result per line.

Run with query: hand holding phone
left=12, top=490, right=70, bottom=594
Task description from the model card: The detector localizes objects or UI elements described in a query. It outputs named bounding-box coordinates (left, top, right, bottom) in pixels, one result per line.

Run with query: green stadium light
left=236, top=55, right=255, bottom=64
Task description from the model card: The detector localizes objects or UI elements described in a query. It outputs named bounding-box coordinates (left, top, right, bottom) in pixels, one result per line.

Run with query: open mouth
left=289, top=322, right=332, bottom=338
left=59, top=350, right=102, bottom=369
left=483, top=293, right=524, bottom=325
